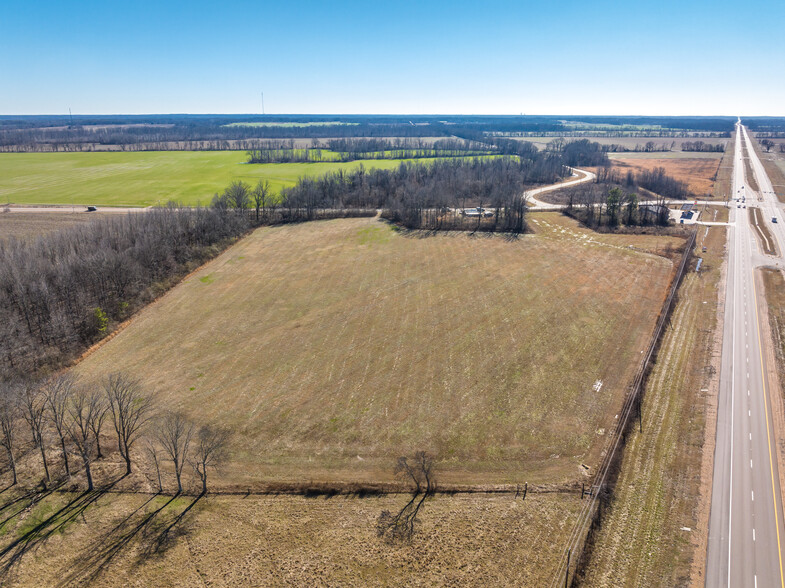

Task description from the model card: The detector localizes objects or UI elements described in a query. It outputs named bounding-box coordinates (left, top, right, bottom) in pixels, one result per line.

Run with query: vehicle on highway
left=86, top=205, right=97, bottom=212
left=773, top=217, right=778, bottom=223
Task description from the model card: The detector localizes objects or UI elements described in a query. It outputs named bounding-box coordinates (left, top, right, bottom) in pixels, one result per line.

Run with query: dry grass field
left=0, top=212, right=112, bottom=242
left=581, top=226, right=726, bottom=587
left=0, top=489, right=583, bottom=586
left=73, top=215, right=680, bottom=488
left=608, top=157, right=722, bottom=196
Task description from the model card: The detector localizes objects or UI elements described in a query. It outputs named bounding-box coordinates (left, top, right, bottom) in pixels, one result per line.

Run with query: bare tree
left=224, top=181, right=251, bottom=215
left=43, top=373, right=77, bottom=477
left=0, top=384, right=21, bottom=485
left=20, top=381, right=50, bottom=486
left=377, top=451, right=435, bottom=542
left=252, top=180, right=271, bottom=223
left=190, top=425, right=229, bottom=495
left=68, top=389, right=102, bottom=491
left=104, top=373, right=154, bottom=476
left=145, top=440, right=163, bottom=493
left=86, top=390, right=109, bottom=459
left=157, top=412, right=194, bottom=494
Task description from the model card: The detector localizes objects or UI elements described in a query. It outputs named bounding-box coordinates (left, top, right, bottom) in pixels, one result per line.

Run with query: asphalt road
left=706, top=122, right=785, bottom=587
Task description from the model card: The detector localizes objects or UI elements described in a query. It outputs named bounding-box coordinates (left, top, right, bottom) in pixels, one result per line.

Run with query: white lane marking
left=750, top=433, right=753, bottom=440
left=752, top=490, right=755, bottom=500
left=749, top=410, right=752, bottom=416
left=753, top=528, right=756, bottom=541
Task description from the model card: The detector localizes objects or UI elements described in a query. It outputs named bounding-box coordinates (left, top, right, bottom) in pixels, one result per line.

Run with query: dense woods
left=0, top=206, right=248, bottom=379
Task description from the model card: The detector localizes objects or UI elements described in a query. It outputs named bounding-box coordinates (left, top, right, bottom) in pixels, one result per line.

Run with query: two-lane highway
left=706, top=122, right=785, bottom=587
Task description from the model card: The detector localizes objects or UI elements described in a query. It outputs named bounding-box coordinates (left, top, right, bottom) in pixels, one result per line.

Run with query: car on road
left=773, top=217, right=778, bottom=223
left=86, top=205, right=97, bottom=212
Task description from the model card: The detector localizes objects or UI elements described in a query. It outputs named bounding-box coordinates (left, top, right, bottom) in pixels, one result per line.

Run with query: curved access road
left=525, top=167, right=596, bottom=209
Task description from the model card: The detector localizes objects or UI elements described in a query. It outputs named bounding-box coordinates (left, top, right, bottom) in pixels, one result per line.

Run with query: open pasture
left=0, top=490, right=581, bottom=587
left=0, top=152, right=442, bottom=207
left=74, top=214, right=679, bottom=487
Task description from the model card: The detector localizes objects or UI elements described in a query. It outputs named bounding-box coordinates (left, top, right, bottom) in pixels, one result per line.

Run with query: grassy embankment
left=0, top=151, right=458, bottom=207
left=749, top=207, right=778, bottom=256
left=581, top=225, right=726, bottom=586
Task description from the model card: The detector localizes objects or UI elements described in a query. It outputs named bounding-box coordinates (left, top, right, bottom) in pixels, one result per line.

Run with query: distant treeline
left=0, top=114, right=736, bottom=152
left=245, top=137, right=494, bottom=164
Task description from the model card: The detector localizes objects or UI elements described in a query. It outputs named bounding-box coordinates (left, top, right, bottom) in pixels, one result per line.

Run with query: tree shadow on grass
left=0, top=477, right=119, bottom=581
left=58, top=493, right=203, bottom=586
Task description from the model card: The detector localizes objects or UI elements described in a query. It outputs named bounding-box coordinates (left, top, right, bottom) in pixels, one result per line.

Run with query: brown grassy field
left=72, top=215, right=680, bottom=488
left=712, top=131, right=736, bottom=200
left=608, top=157, right=722, bottom=196
left=581, top=226, right=726, bottom=586
left=0, top=212, right=112, bottom=242
left=0, top=488, right=581, bottom=586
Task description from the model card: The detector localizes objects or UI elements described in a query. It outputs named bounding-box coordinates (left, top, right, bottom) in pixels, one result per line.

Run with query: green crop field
left=0, top=152, right=440, bottom=207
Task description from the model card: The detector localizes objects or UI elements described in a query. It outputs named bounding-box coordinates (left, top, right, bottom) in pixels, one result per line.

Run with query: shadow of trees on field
left=0, top=478, right=116, bottom=580
left=0, top=476, right=204, bottom=586
left=57, top=492, right=203, bottom=586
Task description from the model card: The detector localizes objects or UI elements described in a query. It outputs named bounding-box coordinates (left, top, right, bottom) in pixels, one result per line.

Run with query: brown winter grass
left=608, top=157, right=722, bottom=196
left=0, top=212, right=112, bottom=242
left=0, top=488, right=582, bottom=587
left=581, top=226, right=726, bottom=587
left=73, top=215, right=680, bottom=488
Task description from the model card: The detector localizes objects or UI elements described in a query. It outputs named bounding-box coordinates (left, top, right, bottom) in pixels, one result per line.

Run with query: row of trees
left=680, top=140, right=726, bottom=152
left=245, top=138, right=495, bottom=164
left=0, top=373, right=227, bottom=494
left=564, top=186, right=671, bottom=228
left=594, top=166, right=692, bottom=200
left=0, top=206, right=249, bottom=380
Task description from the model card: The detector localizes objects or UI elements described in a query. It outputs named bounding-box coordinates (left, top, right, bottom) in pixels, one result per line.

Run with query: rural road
left=525, top=167, right=595, bottom=208
left=706, top=121, right=785, bottom=587
left=3, top=206, right=149, bottom=214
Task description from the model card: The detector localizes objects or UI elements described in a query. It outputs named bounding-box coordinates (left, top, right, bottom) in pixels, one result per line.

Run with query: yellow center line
left=752, top=268, right=785, bottom=588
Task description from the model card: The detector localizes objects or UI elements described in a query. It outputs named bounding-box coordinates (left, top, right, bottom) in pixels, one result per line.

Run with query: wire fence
left=550, top=229, right=697, bottom=588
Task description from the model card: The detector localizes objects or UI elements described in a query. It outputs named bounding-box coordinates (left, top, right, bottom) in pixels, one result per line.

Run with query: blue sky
left=2, top=0, right=784, bottom=115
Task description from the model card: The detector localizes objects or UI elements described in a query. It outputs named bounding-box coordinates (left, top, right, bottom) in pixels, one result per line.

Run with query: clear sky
left=2, top=0, right=784, bottom=116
